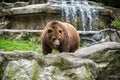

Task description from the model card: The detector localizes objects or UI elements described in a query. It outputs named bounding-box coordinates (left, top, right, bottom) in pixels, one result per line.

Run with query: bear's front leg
left=42, top=42, right=52, bottom=55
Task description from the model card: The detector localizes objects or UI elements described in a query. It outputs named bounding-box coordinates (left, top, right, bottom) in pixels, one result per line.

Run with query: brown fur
left=41, top=20, right=80, bottom=55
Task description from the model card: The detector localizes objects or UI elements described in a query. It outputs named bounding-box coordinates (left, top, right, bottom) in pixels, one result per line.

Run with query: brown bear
left=41, top=20, right=80, bottom=55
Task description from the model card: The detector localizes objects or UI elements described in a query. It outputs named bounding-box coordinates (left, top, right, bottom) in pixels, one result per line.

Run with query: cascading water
left=48, top=0, right=104, bottom=31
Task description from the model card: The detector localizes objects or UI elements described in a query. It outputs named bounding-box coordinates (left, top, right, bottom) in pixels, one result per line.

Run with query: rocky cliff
left=0, top=0, right=116, bottom=30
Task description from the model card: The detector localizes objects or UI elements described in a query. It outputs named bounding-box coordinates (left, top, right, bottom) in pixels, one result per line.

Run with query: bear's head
left=45, top=23, right=64, bottom=49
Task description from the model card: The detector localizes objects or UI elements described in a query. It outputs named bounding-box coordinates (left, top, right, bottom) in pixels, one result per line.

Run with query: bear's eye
left=58, top=30, right=62, bottom=33
left=48, top=29, right=53, bottom=33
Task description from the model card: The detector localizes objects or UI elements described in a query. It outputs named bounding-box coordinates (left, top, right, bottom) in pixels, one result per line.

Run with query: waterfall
left=48, top=0, right=104, bottom=31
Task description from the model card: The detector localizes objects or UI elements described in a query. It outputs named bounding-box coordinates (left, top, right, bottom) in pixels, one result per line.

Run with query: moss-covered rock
left=0, top=42, right=120, bottom=80
left=96, top=51, right=120, bottom=80
left=3, top=59, right=41, bottom=80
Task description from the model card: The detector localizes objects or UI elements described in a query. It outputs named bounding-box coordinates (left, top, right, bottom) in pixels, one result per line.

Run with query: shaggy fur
left=41, top=20, right=80, bottom=55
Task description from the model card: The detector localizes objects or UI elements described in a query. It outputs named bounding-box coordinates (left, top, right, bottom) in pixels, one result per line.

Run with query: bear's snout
left=53, top=40, right=60, bottom=48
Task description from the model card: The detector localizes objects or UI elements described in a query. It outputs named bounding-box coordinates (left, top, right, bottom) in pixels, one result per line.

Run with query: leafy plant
left=113, top=20, right=120, bottom=29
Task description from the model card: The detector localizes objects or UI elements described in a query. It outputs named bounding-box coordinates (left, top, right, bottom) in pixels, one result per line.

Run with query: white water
left=48, top=0, right=104, bottom=31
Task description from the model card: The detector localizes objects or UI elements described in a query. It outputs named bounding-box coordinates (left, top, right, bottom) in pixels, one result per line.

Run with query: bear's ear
left=48, top=29, right=53, bottom=33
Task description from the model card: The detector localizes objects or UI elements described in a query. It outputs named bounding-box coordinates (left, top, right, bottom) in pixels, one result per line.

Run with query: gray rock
left=0, top=42, right=120, bottom=80
left=3, top=3, right=61, bottom=15
left=75, top=42, right=120, bottom=60
left=3, top=59, right=41, bottom=80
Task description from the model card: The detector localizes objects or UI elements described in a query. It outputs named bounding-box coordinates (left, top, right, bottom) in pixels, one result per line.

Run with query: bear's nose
left=54, top=40, right=60, bottom=47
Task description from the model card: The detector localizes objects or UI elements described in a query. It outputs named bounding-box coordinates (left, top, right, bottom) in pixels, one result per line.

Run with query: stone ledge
left=2, top=3, right=61, bottom=15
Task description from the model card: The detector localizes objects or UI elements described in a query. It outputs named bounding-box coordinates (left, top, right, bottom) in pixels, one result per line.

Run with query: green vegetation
left=0, top=39, right=59, bottom=54
left=0, top=39, right=42, bottom=53
left=113, top=20, right=120, bottom=29
left=0, top=39, right=81, bottom=54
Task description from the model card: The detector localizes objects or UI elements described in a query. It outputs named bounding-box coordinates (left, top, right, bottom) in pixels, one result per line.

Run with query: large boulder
left=0, top=51, right=44, bottom=79
left=0, top=42, right=120, bottom=80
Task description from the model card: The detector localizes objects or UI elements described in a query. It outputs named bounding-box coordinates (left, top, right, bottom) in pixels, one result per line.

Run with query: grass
left=0, top=39, right=82, bottom=55
left=0, top=39, right=42, bottom=53
left=0, top=39, right=59, bottom=55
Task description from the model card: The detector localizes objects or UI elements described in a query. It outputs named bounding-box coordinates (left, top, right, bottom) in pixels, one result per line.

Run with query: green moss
left=4, top=62, right=21, bottom=80
left=32, top=60, right=41, bottom=80
left=85, top=64, right=95, bottom=80
left=96, top=51, right=120, bottom=80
